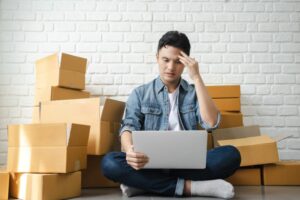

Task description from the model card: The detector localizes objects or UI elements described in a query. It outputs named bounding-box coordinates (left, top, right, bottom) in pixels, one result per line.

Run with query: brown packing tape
left=226, top=167, right=262, bottom=186
left=82, top=155, right=119, bottom=188
left=10, top=171, right=81, bottom=200
left=0, top=171, right=9, bottom=200
left=263, top=161, right=300, bottom=185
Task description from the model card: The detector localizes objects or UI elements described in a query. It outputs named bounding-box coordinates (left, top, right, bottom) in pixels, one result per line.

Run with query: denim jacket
left=120, top=76, right=221, bottom=135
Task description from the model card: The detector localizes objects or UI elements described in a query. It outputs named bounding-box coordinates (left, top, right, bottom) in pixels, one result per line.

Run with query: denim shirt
left=120, top=77, right=221, bottom=135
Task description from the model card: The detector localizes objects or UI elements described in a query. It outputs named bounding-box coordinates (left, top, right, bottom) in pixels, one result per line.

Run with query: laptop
left=132, top=130, right=208, bottom=169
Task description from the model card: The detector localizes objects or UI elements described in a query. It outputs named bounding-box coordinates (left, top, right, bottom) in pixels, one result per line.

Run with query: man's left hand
left=178, top=51, right=201, bottom=81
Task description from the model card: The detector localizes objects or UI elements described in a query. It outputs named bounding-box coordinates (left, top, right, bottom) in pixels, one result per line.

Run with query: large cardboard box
left=10, top=171, right=81, bottom=200
left=82, top=155, right=119, bottom=188
left=207, top=85, right=240, bottom=98
left=39, top=98, right=125, bottom=155
left=35, top=53, right=87, bottom=90
left=0, top=170, right=9, bottom=200
left=212, top=125, right=260, bottom=148
left=226, top=167, right=262, bottom=186
left=34, top=86, right=90, bottom=106
left=212, top=98, right=241, bottom=112
left=219, top=111, right=243, bottom=128
left=218, top=135, right=279, bottom=167
left=7, top=123, right=90, bottom=173
left=263, top=161, right=300, bottom=185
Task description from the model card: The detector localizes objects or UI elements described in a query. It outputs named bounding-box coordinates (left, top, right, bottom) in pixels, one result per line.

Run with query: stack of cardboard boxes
left=208, top=86, right=300, bottom=186
left=7, top=123, right=90, bottom=199
left=0, top=168, right=9, bottom=200
left=33, top=53, right=126, bottom=189
left=5, top=52, right=126, bottom=199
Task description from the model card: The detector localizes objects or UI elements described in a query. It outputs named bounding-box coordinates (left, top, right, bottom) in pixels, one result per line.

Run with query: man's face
left=156, top=45, right=185, bottom=87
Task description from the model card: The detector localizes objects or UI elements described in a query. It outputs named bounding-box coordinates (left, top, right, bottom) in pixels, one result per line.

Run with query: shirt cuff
left=200, top=111, right=221, bottom=131
left=119, top=125, right=136, bottom=136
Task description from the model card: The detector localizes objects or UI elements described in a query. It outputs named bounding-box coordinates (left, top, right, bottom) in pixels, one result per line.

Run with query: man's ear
left=156, top=53, right=159, bottom=61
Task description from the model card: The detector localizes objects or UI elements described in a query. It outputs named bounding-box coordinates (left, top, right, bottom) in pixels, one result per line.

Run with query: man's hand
left=126, top=145, right=149, bottom=170
left=178, top=51, right=201, bottom=81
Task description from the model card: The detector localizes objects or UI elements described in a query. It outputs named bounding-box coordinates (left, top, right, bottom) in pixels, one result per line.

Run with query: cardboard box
left=35, top=53, right=87, bottom=90
left=0, top=170, right=9, bottom=200
left=207, top=85, right=240, bottom=98
left=218, top=135, right=279, bottom=167
left=226, top=167, right=262, bottom=186
left=263, top=161, right=300, bottom=185
left=32, top=106, right=40, bottom=123
left=34, top=86, right=90, bottom=106
left=10, top=171, right=81, bottom=200
left=212, top=125, right=260, bottom=148
left=7, top=123, right=90, bottom=173
left=219, top=111, right=243, bottom=128
left=82, top=155, right=119, bottom=188
left=39, top=98, right=125, bottom=155
left=212, top=98, right=241, bottom=112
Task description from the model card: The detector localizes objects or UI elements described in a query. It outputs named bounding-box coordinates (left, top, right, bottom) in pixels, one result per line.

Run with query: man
left=101, top=31, right=241, bottom=199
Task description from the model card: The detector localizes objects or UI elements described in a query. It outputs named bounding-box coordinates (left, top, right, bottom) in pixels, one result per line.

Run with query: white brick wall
left=0, top=0, right=300, bottom=166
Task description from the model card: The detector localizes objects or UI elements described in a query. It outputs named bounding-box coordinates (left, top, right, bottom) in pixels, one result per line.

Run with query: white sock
left=190, top=179, right=234, bottom=199
left=120, top=184, right=146, bottom=197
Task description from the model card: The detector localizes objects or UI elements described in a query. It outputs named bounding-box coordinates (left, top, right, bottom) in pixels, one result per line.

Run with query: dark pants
left=101, top=145, right=241, bottom=196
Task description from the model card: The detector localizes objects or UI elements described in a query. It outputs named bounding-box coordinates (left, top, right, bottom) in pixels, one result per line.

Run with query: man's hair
left=157, top=31, right=191, bottom=56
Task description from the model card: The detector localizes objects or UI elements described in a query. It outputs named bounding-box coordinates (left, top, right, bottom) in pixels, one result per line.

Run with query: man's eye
left=163, top=59, right=169, bottom=62
left=175, top=61, right=181, bottom=64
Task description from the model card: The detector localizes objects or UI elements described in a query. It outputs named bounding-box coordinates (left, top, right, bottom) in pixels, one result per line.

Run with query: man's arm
left=119, top=89, right=149, bottom=170
left=178, top=51, right=219, bottom=128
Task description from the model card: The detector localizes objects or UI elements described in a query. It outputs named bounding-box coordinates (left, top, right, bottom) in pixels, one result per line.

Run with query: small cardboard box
left=263, top=161, right=300, bottom=185
left=207, top=85, right=240, bottom=98
left=82, top=155, right=119, bottom=188
left=212, top=125, right=260, bottom=148
left=39, top=98, right=125, bottom=155
left=226, top=167, right=262, bottom=186
left=35, top=53, right=87, bottom=90
left=219, top=111, right=243, bottom=128
left=212, top=98, right=241, bottom=112
left=218, top=135, right=279, bottom=167
left=34, top=86, right=90, bottom=106
left=0, top=170, right=9, bottom=200
left=10, top=171, right=81, bottom=200
left=7, top=123, right=90, bottom=173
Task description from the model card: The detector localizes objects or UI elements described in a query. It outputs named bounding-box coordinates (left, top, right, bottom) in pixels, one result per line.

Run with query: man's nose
left=167, top=61, right=176, bottom=70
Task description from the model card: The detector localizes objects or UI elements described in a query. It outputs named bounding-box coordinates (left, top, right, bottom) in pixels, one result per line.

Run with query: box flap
left=8, top=123, right=70, bottom=147
left=35, top=53, right=59, bottom=75
left=100, top=98, right=125, bottom=122
left=67, top=124, right=90, bottom=146
left=60, top=53, right=87, bottom=73
left=218, top=135, right=275, bottom=147
left=212, top=125, right=260, bottom=147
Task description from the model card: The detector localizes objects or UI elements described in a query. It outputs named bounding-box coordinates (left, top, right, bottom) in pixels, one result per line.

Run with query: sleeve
left=196, top=103, right=221, bottom=131
left=119, top=89, right=144, bottom=136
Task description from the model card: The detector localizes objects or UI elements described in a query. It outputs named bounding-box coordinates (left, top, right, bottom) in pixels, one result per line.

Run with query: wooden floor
left=70, top=186, right=300, bottom=200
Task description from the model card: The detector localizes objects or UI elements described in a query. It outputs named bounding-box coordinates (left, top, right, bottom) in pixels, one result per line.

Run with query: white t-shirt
left=168, top=87, right=182, bottom=131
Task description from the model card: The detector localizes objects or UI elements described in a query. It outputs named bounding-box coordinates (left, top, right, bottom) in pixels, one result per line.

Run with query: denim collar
left=155, top=76, right=188, bottom=94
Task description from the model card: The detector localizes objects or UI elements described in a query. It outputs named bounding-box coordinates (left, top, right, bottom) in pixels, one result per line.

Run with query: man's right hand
left=126, top=145, right=149, bottom=170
